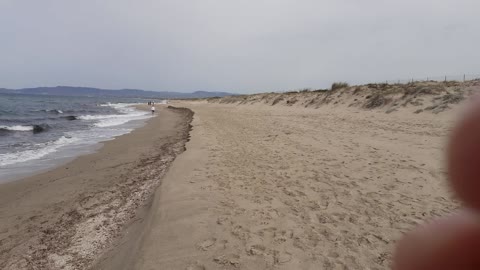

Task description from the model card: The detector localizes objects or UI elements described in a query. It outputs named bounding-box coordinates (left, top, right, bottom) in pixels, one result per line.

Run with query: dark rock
left=62, top=116, right=77, bottom=121
left=33, top=124, right=49, bottom=134
left=0, top=128, right=11, bottom=136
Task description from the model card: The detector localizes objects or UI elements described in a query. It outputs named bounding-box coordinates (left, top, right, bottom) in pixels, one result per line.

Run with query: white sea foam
left=1, top=103, right=150, bottom=176
left=78, top=114, right=119, bottom=120
left=0, top=125, right=33, bottom=131
left=79, top=103, right=149, bottom=128
left=0, top=136, right=80, bottom=166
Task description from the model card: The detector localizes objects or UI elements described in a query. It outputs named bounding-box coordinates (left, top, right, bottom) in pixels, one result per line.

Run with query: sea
left=0, top=93, right=157, bottom=182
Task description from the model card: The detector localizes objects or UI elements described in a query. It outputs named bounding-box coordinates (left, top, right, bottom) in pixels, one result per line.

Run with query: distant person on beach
left=151, top=105, right=155, bottom=115
left=394, top=99, right=480, bottom=269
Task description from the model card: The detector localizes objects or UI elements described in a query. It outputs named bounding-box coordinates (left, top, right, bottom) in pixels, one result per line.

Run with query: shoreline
left=0, top=104, right=151, bottom=184
left=0, top=105, right=193, bottom=270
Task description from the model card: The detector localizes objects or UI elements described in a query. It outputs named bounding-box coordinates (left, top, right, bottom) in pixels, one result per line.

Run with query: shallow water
left=0, top=93, right=156, bottom=182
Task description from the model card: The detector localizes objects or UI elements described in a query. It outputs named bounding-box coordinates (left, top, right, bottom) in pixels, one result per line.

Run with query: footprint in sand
left=213, top=254, right=240, bottom=268
left=185, top=262, right=206, bottom=270
left=246, top=244, right=266, bottom=256
left=196, top=238, right=217, bottom=251
left=274, top=251, right=293, bottom=265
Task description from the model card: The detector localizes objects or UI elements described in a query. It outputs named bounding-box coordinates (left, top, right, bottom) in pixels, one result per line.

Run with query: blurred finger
left=394, top=210, right=480, bottom=270
left=448, top=98, right=480, bottom=210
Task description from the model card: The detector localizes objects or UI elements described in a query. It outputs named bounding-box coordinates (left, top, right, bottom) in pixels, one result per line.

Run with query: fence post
left=464, top=74, right=466, bottom=82
left=445, top=75, right=447, bottom=82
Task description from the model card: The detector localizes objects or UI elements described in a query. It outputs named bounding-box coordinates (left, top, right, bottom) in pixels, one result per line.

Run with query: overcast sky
left=0, top=0, right=479, bottom=93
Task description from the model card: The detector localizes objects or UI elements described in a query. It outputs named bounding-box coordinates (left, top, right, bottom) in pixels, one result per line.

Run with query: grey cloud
left=1, top=0, right=479, bottom=93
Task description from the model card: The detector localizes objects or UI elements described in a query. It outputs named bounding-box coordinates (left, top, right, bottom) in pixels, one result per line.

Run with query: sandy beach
left=1, top=81, right=475, bottom=269
left=0, top=105, right=193, bottom=270
left=132, top=90, right=464, bottom=270
left=3, top=0, right=480, bottom=268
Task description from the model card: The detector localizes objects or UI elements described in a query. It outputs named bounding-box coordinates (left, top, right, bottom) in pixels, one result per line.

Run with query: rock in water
left=33, top=124, right=49, bottom=134
left=63, top=116, right=77, bottom=121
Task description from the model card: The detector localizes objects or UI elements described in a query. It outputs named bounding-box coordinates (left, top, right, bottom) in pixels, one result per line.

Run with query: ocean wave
left=61, top=116, right=78, bottom=121
left=78, top=103, right=149, bottom=128
left=63, top=109, right=98, bottom=114
left=0, top=124, right=51, bottom=134
left=0, top=129, right=11, bottom=136
left=0, top=125, right=33, bottom=131
left=33, top=109, right=64, bottom=114
left=95, top=118, right=133, bottom=128
left=0, top=136, right=80, bottom=166
left=0, top=103, right=149, bottom=168
left=78, top=113, right=146, bottom=121
left=78, top=114, right=120, bottom=120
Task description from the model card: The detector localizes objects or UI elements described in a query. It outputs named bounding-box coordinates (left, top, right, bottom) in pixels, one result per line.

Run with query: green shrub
left=331, top=82, right=349, bottom=90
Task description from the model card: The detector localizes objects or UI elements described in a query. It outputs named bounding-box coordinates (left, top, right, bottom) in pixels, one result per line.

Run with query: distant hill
left=0, top=86, right=234, bottom=99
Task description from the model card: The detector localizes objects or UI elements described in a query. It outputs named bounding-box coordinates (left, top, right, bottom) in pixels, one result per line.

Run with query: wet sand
left=0, top=105, right=193, bottom=270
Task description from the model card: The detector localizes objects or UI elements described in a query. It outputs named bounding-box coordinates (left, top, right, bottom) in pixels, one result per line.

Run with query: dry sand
left=0, top=106, right=193, bottom=270
left=132, top=97, right=463, bottom=269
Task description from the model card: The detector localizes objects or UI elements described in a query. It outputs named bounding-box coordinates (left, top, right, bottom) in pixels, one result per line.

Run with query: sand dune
left=209, top=80, right=480, bottom=115
left=133, top=87, right=467, bottom=269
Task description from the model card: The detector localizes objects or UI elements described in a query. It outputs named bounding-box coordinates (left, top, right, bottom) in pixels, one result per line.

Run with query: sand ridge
left=209, top=80, right=480, bottom=115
